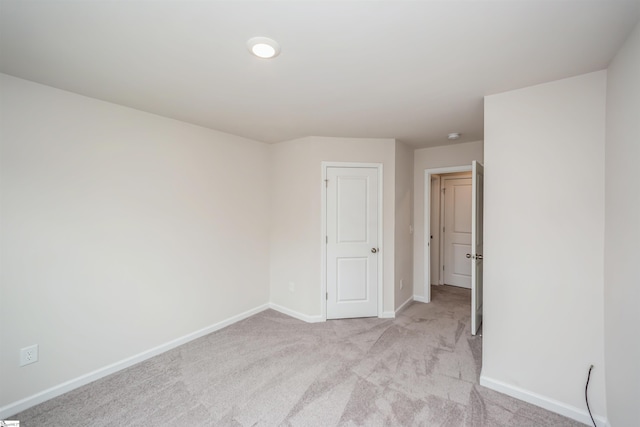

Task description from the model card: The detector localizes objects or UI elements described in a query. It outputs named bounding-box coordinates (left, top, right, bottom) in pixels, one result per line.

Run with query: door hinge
left=326, top=236, right=328, bottom=243
left=324, top=179, right=329, bottom=188
left=326, top=292, right=328, bottom=300
left=443, top=265, right=445, bottom=271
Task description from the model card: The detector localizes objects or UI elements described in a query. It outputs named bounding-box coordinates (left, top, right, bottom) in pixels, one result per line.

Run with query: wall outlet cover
left=20, top=344, right=39, bottom=366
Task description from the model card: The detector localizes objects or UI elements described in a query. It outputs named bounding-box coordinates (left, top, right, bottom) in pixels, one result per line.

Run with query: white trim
left=431, top=175, right=442, bottom=285
left=0, top=303, right=270, bottom=420
left=480, top=375, right=608, bottom=426
left=395, top=295, right=414, bottom=315
left=321, top=162, right=384, bottom=320
left=321, top=163, right=328, bottom=321
left=269, top=303, right=325, bottom=323
left=413, top=295, right=429, bottom=303
left=423, top=165, right=472, bottom=303
left=380, top=311, right=395, bottom=319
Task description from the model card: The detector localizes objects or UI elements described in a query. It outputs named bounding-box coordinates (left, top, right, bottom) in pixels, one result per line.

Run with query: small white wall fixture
left=423, top=165, right=472, bottom=302
left=321, top=162, right=384, bottom=320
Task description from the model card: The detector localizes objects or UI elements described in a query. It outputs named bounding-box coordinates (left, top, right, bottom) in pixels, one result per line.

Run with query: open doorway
left=430, top=171, right=472, bottom=289
left=423, top=163, right=483, bottom=336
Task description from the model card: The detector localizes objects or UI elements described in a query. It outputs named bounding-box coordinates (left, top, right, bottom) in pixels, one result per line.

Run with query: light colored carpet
left=14, top=285, right=584, bottom=426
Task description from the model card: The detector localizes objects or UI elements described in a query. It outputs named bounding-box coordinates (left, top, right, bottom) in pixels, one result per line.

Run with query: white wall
left=413, top=141, right=483, bottom=298
left=394, top=141, right=413, bottom=310
left=269, top=136, right=396, bottom=318
left=483, top=71, right=607, bottom=423
left=0, top=74, right=271, bottom=408
left=604, top=22, right=640, bottom=427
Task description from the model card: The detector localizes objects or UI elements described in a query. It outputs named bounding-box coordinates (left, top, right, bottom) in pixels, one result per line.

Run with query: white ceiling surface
left=1, top=1, right=638, bottom=148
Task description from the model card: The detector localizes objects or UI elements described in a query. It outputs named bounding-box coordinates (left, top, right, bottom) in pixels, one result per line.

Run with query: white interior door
left=326, top=167, right=379, bottom=319
left=443, top=177, right=472, bottom=288
left=471, top=161, right=484, bottom=335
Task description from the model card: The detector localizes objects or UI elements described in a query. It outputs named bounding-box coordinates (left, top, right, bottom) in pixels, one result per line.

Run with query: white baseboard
left=380, top=311, right=395, bottom=318
left=480, top=375, right=608, bottom=426
left=413, top=295, right=429, bottom=303
left=0, top=303, right=270, bottom=420
left=268, top=303, right=325, bottom=323
left=395, top=296, right=414, bottom=314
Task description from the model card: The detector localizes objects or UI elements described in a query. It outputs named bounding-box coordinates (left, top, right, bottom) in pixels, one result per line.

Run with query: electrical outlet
left=20, top=344, right=38, bottom=366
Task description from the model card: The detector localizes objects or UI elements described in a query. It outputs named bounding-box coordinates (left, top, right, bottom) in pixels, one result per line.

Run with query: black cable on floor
left=586, top=364, right=596, bottom=427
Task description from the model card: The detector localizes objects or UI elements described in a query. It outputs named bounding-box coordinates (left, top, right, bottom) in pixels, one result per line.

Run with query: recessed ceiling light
left=447, top=133, right=461, bottom=140
left=247, top=37, right=281, bottom=59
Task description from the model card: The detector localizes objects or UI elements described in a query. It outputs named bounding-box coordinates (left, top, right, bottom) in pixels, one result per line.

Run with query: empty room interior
left=1, top=1, right=638, bottom=426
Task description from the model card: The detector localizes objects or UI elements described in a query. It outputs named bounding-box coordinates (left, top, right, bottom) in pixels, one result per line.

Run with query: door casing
left=321, top=162, right=384, bottom=321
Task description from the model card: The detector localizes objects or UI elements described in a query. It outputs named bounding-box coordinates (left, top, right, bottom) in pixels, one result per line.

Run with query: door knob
left=475, top=254, right=483, bottom=260
left=466, top=253, right=471, bottom=258
left=371, top=248, right=378, bottom=253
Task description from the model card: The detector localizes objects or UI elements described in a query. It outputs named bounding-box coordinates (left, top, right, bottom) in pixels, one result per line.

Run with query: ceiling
left=1, top=1, right=638, bottom=148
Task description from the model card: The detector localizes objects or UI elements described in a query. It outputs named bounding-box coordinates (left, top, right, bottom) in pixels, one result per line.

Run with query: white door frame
left=322, top=161, right=384, bottom=320
left=423, top=165, right=472, bottom=302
